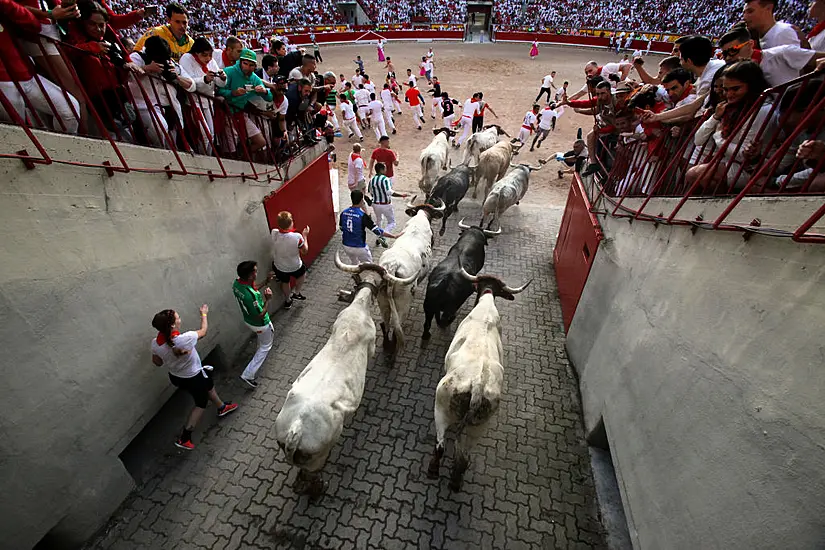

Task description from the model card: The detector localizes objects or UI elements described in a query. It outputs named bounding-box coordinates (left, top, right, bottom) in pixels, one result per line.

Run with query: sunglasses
left=721, top=42, right=748, bottom=59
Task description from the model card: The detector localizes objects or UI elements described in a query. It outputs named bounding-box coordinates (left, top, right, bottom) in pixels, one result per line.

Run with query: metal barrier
left=0, top=30, right=322, bottom=182
left=584, top=71, right=825, bottom=243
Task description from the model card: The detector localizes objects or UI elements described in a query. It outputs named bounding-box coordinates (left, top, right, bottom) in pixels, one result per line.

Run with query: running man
left=151, top=304, right=238, bottom=450
left=367, top=93, right=387, bottom=140
left=535, top=71, right=557, bottom=103
left=354, top=84, right=371, bottom=129
left=456, top=95, right=479, bottom=147
left=339, top=93, right=363, bottom=141
left=367, top=162, right=409, bottom=248
left=440, top=92, right=459, bottom=129
left=232, top=260, right=275, bottom=389
left=518, top=104, right=540, bottom=145
left=404, top=82, right=426, bottom=130
left=427, top=76, right=442, bottom=119
left=531, top=103, right=557, bottom=151
left=379, top=83, right=397, bottom=134
left=340, top=190, right=401, bottom=263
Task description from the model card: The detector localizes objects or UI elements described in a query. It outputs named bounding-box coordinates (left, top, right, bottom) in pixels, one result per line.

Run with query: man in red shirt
left=405, top=82, right=426, bottom=130
left=367, top=135, right=399, bottom=183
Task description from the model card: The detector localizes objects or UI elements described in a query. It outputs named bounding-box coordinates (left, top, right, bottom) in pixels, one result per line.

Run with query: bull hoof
left=427, top=456, right=441, bottom=479
left=449, top=455, right=469, bottom=491
left=422, top=331, right=431, bottom=340
left=448, top=476, right=464, bottom=492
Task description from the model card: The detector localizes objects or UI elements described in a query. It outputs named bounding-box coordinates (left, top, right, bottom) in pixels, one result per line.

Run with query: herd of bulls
left=274, top=125, right=540, bottom=497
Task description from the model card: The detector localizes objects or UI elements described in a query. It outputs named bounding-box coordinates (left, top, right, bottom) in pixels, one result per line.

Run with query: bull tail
left=282, top=419, right=303, bottom=465
left=454, top=384, right=493, bottom=439
left=387, top=283, right=404, bottom=351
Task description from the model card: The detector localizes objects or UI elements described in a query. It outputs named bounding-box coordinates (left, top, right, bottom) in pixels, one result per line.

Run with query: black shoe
left=392, top=129, right=396, bottom=134
left=239, top=376, right=258, bottom=389
left=284, top=299, right=293, bottom=310
left=291, top=293, right=306, bottom=301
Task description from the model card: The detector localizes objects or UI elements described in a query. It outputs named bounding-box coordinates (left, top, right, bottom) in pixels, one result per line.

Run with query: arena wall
left=0, top=126, right=326, bottom=549
left=565, top=207, right=825, bottom=549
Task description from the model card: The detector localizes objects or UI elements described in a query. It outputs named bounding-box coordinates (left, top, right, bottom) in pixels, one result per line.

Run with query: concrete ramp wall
left=566, top=210, right=825, bottom=549
left=0, top=126, right=324, bottom=549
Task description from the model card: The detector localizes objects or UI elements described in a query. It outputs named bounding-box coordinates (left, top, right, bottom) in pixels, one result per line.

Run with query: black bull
left=422, top=223, right=499, bottom=339
left=426, top=165, right=471, bottom=236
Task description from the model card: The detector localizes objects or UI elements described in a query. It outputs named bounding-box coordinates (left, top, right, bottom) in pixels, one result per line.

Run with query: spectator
left=255, top=54, right=280, bottom=90
left=810, top=0, right=825, bottom=50
left=743, top=0, right=802, bottom=49
left=232, top=260, right=274, bottom=389
left=127, top=35, right=195, bottom=146
left=179, top=36, right=225, bottom=153
left=213, top=35, right=242, bottom=71
left=289, top=53, right=316, bottom=82
left=216, top=48, right=272, bottom=153
left=633, top=55, right=681, bottom=86
left=662, top=68, right=698, bottom=108
left=270, top=211, right=310, bottom=310
left=150, top=304, right=238, bottom=451
left=285, top=77, right=315, bottom=141
left=770, top=77, right=825, bottom=190
left=134, top=2, right=194, bottom=61
left=272, top=39, right=303, bottom=78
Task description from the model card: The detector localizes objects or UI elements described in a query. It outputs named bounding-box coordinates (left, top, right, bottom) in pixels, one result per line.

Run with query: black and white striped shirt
left=368, top=174, right=392, bottom=204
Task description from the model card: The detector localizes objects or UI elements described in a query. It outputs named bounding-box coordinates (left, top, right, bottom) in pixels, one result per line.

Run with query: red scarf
left=236, top=278, right=257, bottom=290
left=196, top=57, right=209, bottom=74
left=222, top=50, right=232, bottom=68
left=677, top=82, right=694, bottom=102
left=156, top=330, right=180, bottom=345
left=751, top=50, right=763, bottom=64
left=278, top=227, right=295, bottom=233
left=807, top=20, right=825, bottom=39
left=350, top=153, right=361, bottom=162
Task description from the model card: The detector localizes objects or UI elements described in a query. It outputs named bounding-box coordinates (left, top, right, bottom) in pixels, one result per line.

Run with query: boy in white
left=348, top=143, right=366, bottom=191
left=456, top=98, right=479, bottom=146
left=270, top=211, right=310, bottom=309
left=368, top=94, right=387, bottom=140
left=531, top=104, right=557, bottom=151
left=354, top=85, right=372, bottom=128
left=518, top=105, right=540, bottom=145
left=380, top=85, right=397, bottom=134
left=351, top=70, right=364, bottom=88
left=363, top=76, right=376, bottom=94
left=339, top=94, right=363, bottom=140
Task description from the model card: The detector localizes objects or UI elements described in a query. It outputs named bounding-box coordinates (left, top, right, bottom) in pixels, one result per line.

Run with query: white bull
left=480, top=162, right=541, bottom=230
left=427, top=268, right=531, bottom=491
left=472, top=139, right=523, bottom=199
left=274, top=261, right=386, bottom=496
left=419, top=128, right=456, bottom=196
left=377, top=198, right=445, bottom=355
left=461, top=124, right=509, bottom=170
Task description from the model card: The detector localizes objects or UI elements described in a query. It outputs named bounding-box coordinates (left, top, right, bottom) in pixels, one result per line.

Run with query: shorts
left=240, top=112, right=262, bottom=139
left=169, top=370, right=213, bottom=408
left=272, top=262, right=306, bottom=283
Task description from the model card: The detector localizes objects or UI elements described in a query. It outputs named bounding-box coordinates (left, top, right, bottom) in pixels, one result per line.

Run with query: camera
left=161, top=61, right=178, bottom=83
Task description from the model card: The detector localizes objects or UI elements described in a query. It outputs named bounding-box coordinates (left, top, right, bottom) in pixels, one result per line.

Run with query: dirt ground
left=318, top=41, right=660, bottom=207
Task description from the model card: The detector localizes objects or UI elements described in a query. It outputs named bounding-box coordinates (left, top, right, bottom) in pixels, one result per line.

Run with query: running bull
left=427, top=268, right=531, bottom=491
left=419, top=128, right=456, bottom=196
left=426, top=164, right=471, bottom=236
left=480, top=162, right=541, bottom=230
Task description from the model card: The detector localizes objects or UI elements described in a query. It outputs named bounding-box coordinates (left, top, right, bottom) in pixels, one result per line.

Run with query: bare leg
left=280, top=282, right=291, bottom=300
left=207, top=388, right=225, bottom=409
left=185, top=406, right=205, bottom=431
left=294, top=274, right=306, bottom=294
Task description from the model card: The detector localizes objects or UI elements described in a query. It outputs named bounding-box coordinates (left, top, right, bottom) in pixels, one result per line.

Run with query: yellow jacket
left=134, top=25, right=194, bottom=61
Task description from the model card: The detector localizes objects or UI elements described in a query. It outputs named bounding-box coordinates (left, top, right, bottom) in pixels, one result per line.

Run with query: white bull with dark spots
left=480, top=162, right=541, bottom=230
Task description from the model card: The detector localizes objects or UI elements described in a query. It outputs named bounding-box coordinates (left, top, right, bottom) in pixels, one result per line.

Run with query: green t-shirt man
left=233, top=279, right=270, bottom=327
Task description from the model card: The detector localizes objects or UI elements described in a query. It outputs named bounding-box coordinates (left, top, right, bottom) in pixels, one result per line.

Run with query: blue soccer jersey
left=340, top=206, right=383, bottom=247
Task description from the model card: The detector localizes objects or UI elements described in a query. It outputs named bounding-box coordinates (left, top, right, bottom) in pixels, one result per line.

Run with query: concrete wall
left=0, top=126, right=324, bottom=549
left=565, top=206, right=825, bottom=550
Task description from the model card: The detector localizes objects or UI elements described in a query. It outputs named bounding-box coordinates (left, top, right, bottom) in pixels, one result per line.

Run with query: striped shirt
left=368, top=174, right=393, bottom=204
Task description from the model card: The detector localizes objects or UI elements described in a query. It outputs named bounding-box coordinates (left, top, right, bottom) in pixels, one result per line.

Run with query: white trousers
left=0, top=78, right=80, bottom=134
left=343, top=118, right=362, bottom=138
left=329, top=110, right=340, bottom=130
left=371, top=118, right=387, bottom=140
left=342, top=245, right=373, bottom=263
left=518, top=127, right=532, bottom=144
left=242, top=321, right=274, bottom=380
left=357, top=105, right=369, bottom=123
left=410, top=104, right=423, bottom=128
left=432, top=96, right=442, bottom=117
left=443, top=114, right=456, bottom=128
left=372, top=203, right=396, bottom=233
left=458, top=116, right=473, bottom=145
left=383, top=108, right=395, bottom=131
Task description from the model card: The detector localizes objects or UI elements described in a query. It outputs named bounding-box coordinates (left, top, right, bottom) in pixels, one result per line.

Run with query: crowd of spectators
left=358, top=0, right=466, bottom=24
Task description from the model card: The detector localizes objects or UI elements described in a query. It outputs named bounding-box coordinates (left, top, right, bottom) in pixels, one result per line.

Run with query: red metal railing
left=583, top=70, right=825, bottom=243
left=0, top=31, right=320, bottom=182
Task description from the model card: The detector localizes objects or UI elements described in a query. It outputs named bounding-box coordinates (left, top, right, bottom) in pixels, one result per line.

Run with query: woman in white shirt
left=151, top=304, right=237, bottom=450
left=179, top=37, right=226, bottom=154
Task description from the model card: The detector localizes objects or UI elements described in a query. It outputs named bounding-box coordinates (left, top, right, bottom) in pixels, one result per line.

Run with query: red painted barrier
left=493, top=31, right=673, bottom=53
left=263, top=153, right=336, bottom=267
left=554, top=174, right=603, bottom=332
left=287, top=29, right=465, bottom=45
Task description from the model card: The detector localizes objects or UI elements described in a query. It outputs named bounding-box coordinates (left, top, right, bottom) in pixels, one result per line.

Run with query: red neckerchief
left=278, top=228, right=295, bottom=233
left=273, top=95, right=285, bottom=108
left=236, top=278, right=257, bottom=290
left=196, top=57, right=209, bottom=74
left=350, top=153, right=361, bottom=162
left=751, top=50, right=763, bottom=64
left=678, top=82, right=694, bottom=102
left=222, top=50, right=232, bottom=68
left=156, top=330, right=180, bottom=345
left=807, top=20, right=825, bottom=39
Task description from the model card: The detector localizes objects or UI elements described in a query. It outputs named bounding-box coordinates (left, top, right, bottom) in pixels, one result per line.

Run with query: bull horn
left=430, top=197, right=446, bottom=212
left=529, top=163, right=543, bottom=171
left=334, top=250, right=364, bottom=273
left=497, top=125, right=511, bottom=137
left=384, top=270, right=417, bottom=285
left=457, top=218, right=471, bottom=230
left=459, top=266, right=480, bottom=283
left=405, top=194, right=418, bottom=208
left=503, top=279, right=533, bottom=295
left=482, top=227, right=502, bottom=237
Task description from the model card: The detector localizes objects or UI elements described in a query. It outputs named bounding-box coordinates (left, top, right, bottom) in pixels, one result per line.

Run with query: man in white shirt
left=570, top=61, right=632, bottom=99
left=518, top=104, right=540, bottom=145
left=456, top=97, right=479, bottom=147
left=213, top=36, right=243, bottom=70
left=354, top=84, right=372, bottom=129
left=363, top=75, right=376, bottom=94
left=368, top=94, right=387, bottom=140
left=535, top=71, right=557, bottom=103
left=380, top=84, right=397, bottom=134
left=531, top=103, right=557, bottom=151
left=339, top=93, right=363, bottom=141
left=348, top=142, right=366, bottom=191
left=743, top=0, right=802, bottom=49
left=406, top=68, right=417, bottom=87
left=351, top=69, right=364, bottom=88
left=719, top=25, right=824, bottom=87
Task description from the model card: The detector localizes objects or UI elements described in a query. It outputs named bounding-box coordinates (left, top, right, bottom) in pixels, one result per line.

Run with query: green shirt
left=232, top=279, right=270, bottom=326
left=216, top=63, right=273, bottom=113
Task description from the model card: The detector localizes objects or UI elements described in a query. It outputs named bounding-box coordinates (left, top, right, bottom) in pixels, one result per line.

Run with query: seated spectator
left=686, top=61, right=773, bottom=192
left=179, top=36, right=225, bottom=153
left=134, top=2, right=194, bottom=61
left=0, top=0, right=80, bottom=133
left=212, top=35, right=242, bottom=71
left=216, top=48, right=272, bottom=153
left=128, top=35, right=195, bottom=146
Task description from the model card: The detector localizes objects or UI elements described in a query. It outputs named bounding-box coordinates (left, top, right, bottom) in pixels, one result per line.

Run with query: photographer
left=127, top=35, right=195, bottom=147
left=180, top=36, right=226, bottom=154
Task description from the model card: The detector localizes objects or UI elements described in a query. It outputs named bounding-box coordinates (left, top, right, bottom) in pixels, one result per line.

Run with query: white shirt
left=541, top=74, right=554, bottom=88
left=462, top=98, right=478, bottom=117
left=423, top=61, right=433, bottom=72
left=364, top=80, right=376, bottom=94
left=600, top=62, right=630, bottom=79
left=340, top=101, right=357, bottom=120
left=538, top=107, right=556, bottom=130
left=348, top=154, right=365, bottom=186
left=288, top=67, right=304, bottom=81
left=271, top=229, right=304, bottom=272
left=212, top=49, right=228, bottom=70
left=380, top=88, right=394, bottom=109
left=761, top=21, right=801, bottom=49
left=632, top=49, right=642, bottom=58
left=179, top=53, right=224, bottom=96
left=407, top=74, right=416, bottom=87
left=151, top=331, right=202, bottom=378
left=811, top=29, right=825, bottom=51
left=555, top=87, right=567, bottom=101
left=354, top=88, right=371, bottom=107
left=696, top=59, right=726, bottom=97
left=368, top=99, right=384, bottom=120
left=272, top=94, right=289, bottom=116
left=522, top=111, right=538, bottom=128
left=351, top=74, right=364, bottom=87
left=758, top=45, right=815, bottom=87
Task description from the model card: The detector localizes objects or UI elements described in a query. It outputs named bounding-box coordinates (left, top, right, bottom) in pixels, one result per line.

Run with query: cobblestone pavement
left=87, top=200, right=606, bottom=550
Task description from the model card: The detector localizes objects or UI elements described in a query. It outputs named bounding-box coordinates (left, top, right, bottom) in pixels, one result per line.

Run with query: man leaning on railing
left=216, top=48, right=272, bottom=153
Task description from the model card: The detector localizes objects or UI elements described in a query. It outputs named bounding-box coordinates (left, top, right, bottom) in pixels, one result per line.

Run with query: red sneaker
left=218, top=402, right=239, bottom=417
left=175, top=438, right=195, bottom=451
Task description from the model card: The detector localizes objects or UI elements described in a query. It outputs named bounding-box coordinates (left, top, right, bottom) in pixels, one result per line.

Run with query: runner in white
left=531, top=103, right=557, bottom=151
left=354, top=84, right=372, bottom=129
left=368, top=94, right=387, bottom=140
left=380, top=84, right=397, bottom=135
left=456, top=97, right=479, bottom=147
left=339, top=93, right=363, bottom=141
left=518, top=104, right=540, bottom=145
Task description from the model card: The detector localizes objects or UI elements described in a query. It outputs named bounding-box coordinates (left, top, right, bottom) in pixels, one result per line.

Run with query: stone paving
left=87, top=201, right=606, bottom=550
